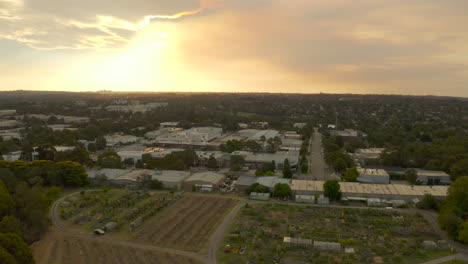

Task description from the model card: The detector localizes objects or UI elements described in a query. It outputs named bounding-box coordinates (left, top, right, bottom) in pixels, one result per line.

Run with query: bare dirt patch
left=131, top=195, right=237, bottom=253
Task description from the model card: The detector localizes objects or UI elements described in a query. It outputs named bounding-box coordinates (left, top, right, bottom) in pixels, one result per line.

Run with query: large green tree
left=97, top=151, right=123, bottom=169
left=438, top=176, right=468, bottom=242
left=0, top=233, right=35, bottom=264
left=0, top=181, right=14, bottom=218
left=343, top=167, right=359, bottom=182
left=207, top=155, right=218, bottom=170
left=323, top=180, right=341, bottom=201
left=230, top=155, right=245, bottom=171
left=282, top=159, right=293, bottom=178
left=273, top=183, right=292, bottom=198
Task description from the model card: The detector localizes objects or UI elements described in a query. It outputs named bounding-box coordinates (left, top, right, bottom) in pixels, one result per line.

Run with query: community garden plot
left=220, top=204, right=452, bottom=264
left=60, top=189, right=177, bottom=233
left=131, top=194, right=237, bottom=253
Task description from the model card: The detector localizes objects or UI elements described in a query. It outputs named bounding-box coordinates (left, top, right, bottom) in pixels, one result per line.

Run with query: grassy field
left=220, top=204, right=453, bottom=264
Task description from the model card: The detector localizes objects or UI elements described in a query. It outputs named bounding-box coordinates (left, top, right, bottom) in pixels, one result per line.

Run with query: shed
left=283, top=237, right=312, bottom=247
left=103, top=222, right=118, bottom=232
left=317, top=195, right=329, bottom=205
left=422, top=240, right=437, bottom=250
left=313, top=241, right=341, bottom=252
left=249, top=192, right=270, bottom=201
left=182, top=172, right=225, bottom=191
left=367, top=198, right=383, bottom=207
left=295, top=195, right=315, bottom=204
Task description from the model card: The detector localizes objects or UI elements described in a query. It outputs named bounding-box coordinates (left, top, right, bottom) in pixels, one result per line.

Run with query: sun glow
left=59, top=27, right=176, bottom=91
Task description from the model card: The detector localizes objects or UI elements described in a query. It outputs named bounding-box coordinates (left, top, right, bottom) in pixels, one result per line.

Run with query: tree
left=405, top=169, right=419, bottom=185
left=343, top=167, right=359, bottom=182
left=273, top=183, right=291, bottom=198
left=450, top=158, right=468, bottom=181
left=333, top=158, right=347, bottom=173
left=45, top=186, right=61, bottom=203
left=0, top=216, right=23, bottom=237
left=0, top=181, right=14, bottom=218
left=97, top=151, right=123, bottom=169
left=14, top=182, right=50, bottom=242
left=0, top=246, right=17, bottom=264
left=323, top=180, right=341, bottom=201
left=207, top=155, right=219, bottom=170
left=0, top=233, right=35, bottom=264
left=262, top=161, right=276, bottom=172
left=283, top=159, right=293, bottom=178
left=457, top=221, right=468, bottom=244
left=230, top=155, right=245, bottom=171
left=54, top=148, right=91, bottom=166
left=137, top=175, right=164, bottom=189
left=56, top=161, right=89, bottom=186
left=417, top=194, right=438, bottom=210
left=95, top=136, right=107, bottom=150
left=255, top=169, right=265, bottom=176
left=35, top=144, right=56, bottom=160
left=246, top=183, right=269, bottom=194
left=438, top=176, right=468, bottom=242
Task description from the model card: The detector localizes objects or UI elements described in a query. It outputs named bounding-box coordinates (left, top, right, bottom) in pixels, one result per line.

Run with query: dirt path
left=208, top=201, right=245, bottom=264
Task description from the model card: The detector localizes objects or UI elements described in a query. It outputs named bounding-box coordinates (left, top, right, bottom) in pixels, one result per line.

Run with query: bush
left=417, top=194, right=438, bottom=210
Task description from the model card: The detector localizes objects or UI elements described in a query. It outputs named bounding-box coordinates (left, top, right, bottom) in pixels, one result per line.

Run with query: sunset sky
left=0, top=0, right=467, bottom=96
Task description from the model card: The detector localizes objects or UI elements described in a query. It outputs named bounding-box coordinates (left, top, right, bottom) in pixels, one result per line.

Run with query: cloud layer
left=0, top=0, right=467, bottom=96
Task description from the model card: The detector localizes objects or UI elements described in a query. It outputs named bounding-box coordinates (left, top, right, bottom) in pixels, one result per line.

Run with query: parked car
left=93, top=229, right=105, bottom=235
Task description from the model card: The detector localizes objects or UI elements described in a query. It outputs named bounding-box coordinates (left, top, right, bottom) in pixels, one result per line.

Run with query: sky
left=0, top=0, right=467, bottom=96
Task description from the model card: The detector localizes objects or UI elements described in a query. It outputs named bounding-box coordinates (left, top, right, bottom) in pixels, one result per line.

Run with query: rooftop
left=291, top=180, right=448, bottom=197
left=185, top=171, right=225, bottom=184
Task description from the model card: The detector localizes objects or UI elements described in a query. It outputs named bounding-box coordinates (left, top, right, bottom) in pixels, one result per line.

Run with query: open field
left=31, top=229, right=202, bottom=264
left=132, top=195, right=237, bottom=253
left=220, top=204, right=453, bottom=264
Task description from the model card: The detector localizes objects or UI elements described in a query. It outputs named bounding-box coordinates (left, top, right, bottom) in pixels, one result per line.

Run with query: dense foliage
left=323, top=180, right=341, bottom=201
left=438, top=176, right=468, bottom=243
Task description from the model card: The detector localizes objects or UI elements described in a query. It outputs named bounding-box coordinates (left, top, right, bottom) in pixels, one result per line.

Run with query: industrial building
left=237, top=150, right=300, bottom=170
left=234, top=176, right=257, bottom=193
left=151, top=170, right=191, bottom=189
left=357, top=168, right=390, bottom=184
left=105, top=134, right=139, bottom=147
left=255, top=176, right=291, bottom=191
left=151, top=127, right=223, bottom=149
left=293, top=123, right=307, bottom=129
left=291, top=180, right=448, bottom=201
left=415, top=169, right=451, bottom=185
left=0, top=129, right=20, bottom=140
left=88, top=169, right=191, bottom=189
left=353, top=148, right=385, bottom=163
left=196, top=151, right=230, bottom=168
left=0, top=120, right=19, bottom=128
left=181, top=171, right=225, bottom=191
left=330, top=129, right=366, bottom=138
left=0, top=109, right=16, bottom=116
